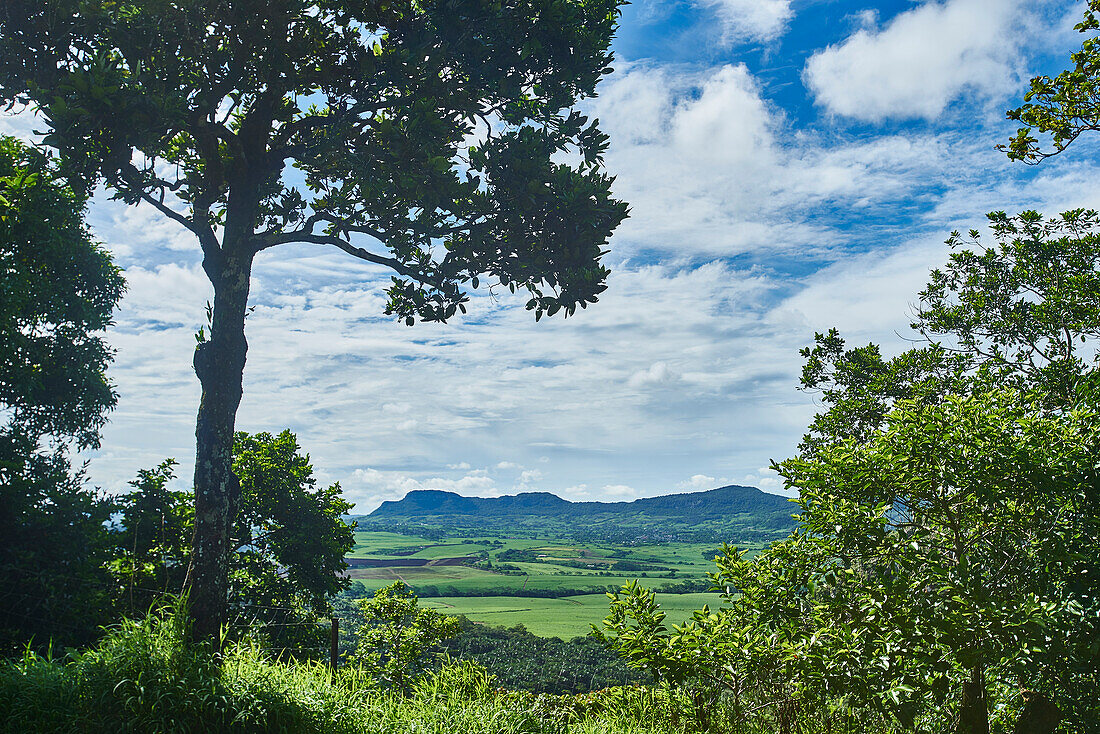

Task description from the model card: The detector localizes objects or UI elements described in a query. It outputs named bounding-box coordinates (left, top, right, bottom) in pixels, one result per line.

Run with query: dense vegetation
left=598, top=222, right=1100, bottom=730
left=110, top=431, right=355, bottom=653
left=330, top=583, right=647, bottom=693
left=440, top=621, right=648, bottom=694
left=0, top=607, right=687, bottom=734
left=0, top=136, right=124, bottom=652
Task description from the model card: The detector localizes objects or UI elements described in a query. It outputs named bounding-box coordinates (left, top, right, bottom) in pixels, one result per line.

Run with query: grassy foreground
left=0, top=610, right=690, bottom=734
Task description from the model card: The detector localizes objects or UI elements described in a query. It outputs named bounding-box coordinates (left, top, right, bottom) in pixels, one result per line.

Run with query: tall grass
left=0, top=609, right=692, bottom=734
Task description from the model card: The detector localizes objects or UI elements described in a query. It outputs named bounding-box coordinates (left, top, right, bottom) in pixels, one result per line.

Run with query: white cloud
left=627, top=362, right=679, bottom=389
left=671, top=65, right=776, bottom=170
left=559, top=484, right=592, bottom=499
left=602, top=484, right=639, bottom=498
left=772, top=235, right=951, bottom=339
left=804, top=0, right=1027, bottom=121
left=742, top=466, right=788, bottom=496
left=697, top=0, right=792, bottom=43
left=590, top=63, right=995, bottom=259
left=348, top=467, right=498, bottom=510
left=589, top=63, right=792, bottom=257
left=676, top=474, right=717, bottom=491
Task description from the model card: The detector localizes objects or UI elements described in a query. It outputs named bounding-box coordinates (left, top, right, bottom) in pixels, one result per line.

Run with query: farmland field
left=421, top=592, right=724, bottom=638
left=345, top=529, right=758, bottom=637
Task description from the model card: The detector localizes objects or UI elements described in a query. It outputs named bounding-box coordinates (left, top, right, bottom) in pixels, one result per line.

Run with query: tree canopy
left=0, top=135, right=123, bottom=652
left=111, top=459, right=193, bottom=615
left=0, top=135, right=124, bottom=448
left=1004, top=0, right=1100, bottom=162
left=230, top=430, right=354, bottom=618
left=351, top=581, right=461, bottom=694
left=113, top=430, right=354, bottom=651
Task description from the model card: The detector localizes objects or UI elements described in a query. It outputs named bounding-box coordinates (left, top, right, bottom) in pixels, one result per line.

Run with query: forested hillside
left=361, top=485, right=795, bottom=539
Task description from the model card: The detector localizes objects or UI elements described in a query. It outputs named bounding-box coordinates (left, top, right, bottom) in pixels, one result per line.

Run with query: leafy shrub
left=350, top=581, right=461, bottom=693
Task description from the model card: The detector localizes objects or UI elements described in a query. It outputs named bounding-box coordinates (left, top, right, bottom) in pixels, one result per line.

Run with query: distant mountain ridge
left=365, top=485, right=796, bottom=540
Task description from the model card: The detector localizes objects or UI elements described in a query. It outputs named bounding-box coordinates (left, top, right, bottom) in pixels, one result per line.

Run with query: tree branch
left=117, top=163, right=221, bottom=260
left=256, top=231, right=444, bottom=289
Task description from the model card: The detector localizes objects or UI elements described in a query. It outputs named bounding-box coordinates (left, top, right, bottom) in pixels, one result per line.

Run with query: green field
left=348, top=531, right=731, bottom=571
left=347, top=564, right=671, bottom=594
left=420, top=592, right=724, bottom=638
left=346, top=530, right=754, bottom=637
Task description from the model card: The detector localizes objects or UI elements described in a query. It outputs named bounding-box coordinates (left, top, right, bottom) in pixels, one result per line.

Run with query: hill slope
left=363, top=485, right=795, bottom=541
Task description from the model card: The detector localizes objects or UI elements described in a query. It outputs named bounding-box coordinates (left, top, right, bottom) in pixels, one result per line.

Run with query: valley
left=342, top=484, right=793, bottom=637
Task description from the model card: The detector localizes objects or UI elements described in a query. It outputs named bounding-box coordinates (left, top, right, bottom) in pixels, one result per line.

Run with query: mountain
left=364, top=485, right=796, bottom=541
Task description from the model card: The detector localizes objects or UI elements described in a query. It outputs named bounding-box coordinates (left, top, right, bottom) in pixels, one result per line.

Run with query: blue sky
left=4, top=0, right=1098, bottom=510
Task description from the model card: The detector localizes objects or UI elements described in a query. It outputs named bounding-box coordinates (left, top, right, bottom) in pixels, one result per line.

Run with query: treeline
left=494, top=548, right=671, bottom=572
left=346, top=521, right=452, bottom=541
left=410, top=578, right=708, bottom=599
left=354, top=518, right=784, bottom=545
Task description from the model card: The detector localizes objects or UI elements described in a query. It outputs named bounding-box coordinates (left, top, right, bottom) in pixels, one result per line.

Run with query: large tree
left=786, top=211, right=1100, bottom=730
left=0, top=135, right=124, bottom=651
left=0, top=0, right=627, bottom=638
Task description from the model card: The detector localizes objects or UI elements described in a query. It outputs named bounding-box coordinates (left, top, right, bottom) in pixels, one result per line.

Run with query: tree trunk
left=183, top=249, right=254, bottom=642
left=957, top=664, right=989, bottom=734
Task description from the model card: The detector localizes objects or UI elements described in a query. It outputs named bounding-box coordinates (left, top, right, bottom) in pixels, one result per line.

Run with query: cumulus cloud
left=627, top=362, right=680, bottom=389
left=588, top=63, right=791, bottom=256
left=589, top=62, right=1014, bottom=259
left=804, top=0, right=1027, bottom=121
left=742, top=466, right=789, bottom=496
left=559, top=484, right=592, bottom=499
left=348, top=467, right=498, bottom=510
left=697, top=0, right=792, bottom=44
left=602, top=484, right=639, bottom=498
left=676, top=474, right=717, bottom=491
